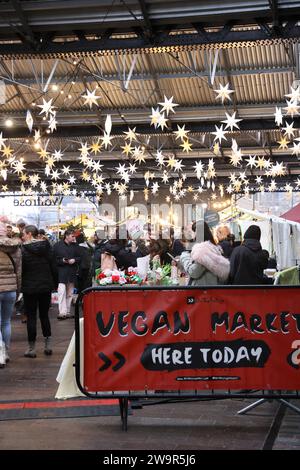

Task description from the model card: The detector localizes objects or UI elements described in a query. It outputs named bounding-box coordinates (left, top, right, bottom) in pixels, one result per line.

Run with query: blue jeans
left=0, top=291, right=16, bottom=349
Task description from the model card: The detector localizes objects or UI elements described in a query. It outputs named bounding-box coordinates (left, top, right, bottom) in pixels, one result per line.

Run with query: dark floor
left=0, top=304, right=299, bottom=450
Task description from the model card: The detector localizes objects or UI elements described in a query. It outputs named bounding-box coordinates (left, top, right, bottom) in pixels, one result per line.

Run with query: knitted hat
left=244, top=225, right=261, bottom=241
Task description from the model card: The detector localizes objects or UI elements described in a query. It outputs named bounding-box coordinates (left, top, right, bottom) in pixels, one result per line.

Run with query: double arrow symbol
left=98, top=351, right=126, bottom=372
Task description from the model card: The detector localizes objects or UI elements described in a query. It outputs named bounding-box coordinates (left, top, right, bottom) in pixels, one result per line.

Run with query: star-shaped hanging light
left=246, top=155, right=257, bottom=168
left=158, top=96, right=179, bottom=116
left=81, top=88, right=101, bottom=108
left=0, top=132, right=7, bottom=148
left=277, top=136, right=290, bottom=150
left=285, top=86, right=300, bottom=103
left=101, top=132, right=113, bottom=149
left=90, top=139, right=102, bottom=155
left=167, top=156, right=177, bottom=169
left=274, top=107, right=283, bottom=126
left=268, top=180, right=277, bottom=192
left=282, top=121, right=295, bottom=138
left=284, top=100, right=300, bottom=118
left=256, top=157, right=267, bottom=170
left=292, top=142, right=300, bottom=156
left=221, top=111, right=242, bottom=131
left=154, top=150, right=164, bottom=166
left=173, top=124, right=190, bottom=141
left=151, top=182, right=160, bottom=194
left=149, top=107, right=161, bottom=127
left=214, top=83, right=235, bottom=103
left=180, top=139, right=193, bottom=152
left=157, top=112, right=168, bottom=130
left=229, top=150, right=243, bottom=166
left=1, top=145, right=14, bottom=158
left=193, top=161, right=204, bottom=179
left=37, top=98, right=55, bottom=117
left=212, top=124, right=228, bottom=143
left=121, top=143, right=133, bottom=156
left=48, top=114, right=57, bottom=132
left=123, top=127, right=138, bottom=142
left=53, top=149, right=64, bottom=161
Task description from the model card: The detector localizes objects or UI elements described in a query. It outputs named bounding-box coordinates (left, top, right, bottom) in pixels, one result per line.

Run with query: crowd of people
left=0, top=216, right=275, bottom=368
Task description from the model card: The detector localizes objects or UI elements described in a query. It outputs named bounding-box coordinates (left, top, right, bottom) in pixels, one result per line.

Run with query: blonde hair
left=215, top=225, right=230, bottom=242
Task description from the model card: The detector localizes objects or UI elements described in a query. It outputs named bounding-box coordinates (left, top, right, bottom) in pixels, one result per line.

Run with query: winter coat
left=179, top=241, right=230, bottom=286
left=171, top=239, right=185, bottom=257
left=76, top=243, right=92, bottom=293
left=53, top=240, right=81, bottom=284
left=92, top=240, right=108, bottom=272
left=229, top=239, right=269, bottom=285
left=218, top=239, right=234, bottom=259
left=22, top=239, right=56, bottom=294
left=135, top=239, right=150, bottom=258
left=0, top=237, right=21, bottom=294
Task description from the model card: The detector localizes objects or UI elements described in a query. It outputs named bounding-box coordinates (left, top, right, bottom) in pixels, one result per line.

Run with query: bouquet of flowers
left=147, top=263, right=174, bottom=285
left=95, top=267, right=144, bottom=286
left=125, top=267, right=143, bottom=285
left=95, top=268, right=127, bottom=286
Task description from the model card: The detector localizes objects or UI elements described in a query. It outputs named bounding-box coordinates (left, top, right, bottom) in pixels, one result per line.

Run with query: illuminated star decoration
left=81, top=88, right=101, bottom=108
left=277, top=136, right=290, bottom=150
left=285, top=85, right=300, bottom=103
left=284, top=99, right=300, bottom=118
left=282, top=121, right=295, bottom=138
left=180, top=139, right=193, bottom=153
left=173, top=124, right=190, bottom=141
left=214, top=83, right=235, bottom=103
left=158, top=96, right=179, bottom=116
left=149, top=107, right=161, bottom=127
left=37, top=98, right=55, bottom=117
left=123, top=127, right=138, bottom=142
left=212, top=124, right=228, bottom=143
left=274, top=107, right=283, bottom=126
left=0, top=132, right=7, bottom=148
left=221, top=111, right=242, bottom=131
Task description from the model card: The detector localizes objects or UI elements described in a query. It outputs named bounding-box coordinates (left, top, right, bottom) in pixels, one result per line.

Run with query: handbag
left=101, top=252, right=118, bottom=271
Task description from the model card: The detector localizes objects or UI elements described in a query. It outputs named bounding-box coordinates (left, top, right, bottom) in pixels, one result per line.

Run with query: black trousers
left=23, top=292, right=52, bottom=342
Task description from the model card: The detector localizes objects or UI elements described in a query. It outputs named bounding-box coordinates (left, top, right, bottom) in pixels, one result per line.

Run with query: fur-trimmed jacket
left=0, top=236, right=22, bottom=294
left=180, top=241, right=230, bottom=286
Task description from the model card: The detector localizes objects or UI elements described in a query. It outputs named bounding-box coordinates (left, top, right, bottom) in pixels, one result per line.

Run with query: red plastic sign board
left=83, top=288, right=300, bottom=391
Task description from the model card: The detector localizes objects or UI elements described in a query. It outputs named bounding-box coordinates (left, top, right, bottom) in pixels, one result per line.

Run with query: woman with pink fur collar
left=179, top=222, right=230, bottom=286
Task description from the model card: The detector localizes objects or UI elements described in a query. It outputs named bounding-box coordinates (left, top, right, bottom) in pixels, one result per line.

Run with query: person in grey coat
left=179, top=222, right=230, bottom=286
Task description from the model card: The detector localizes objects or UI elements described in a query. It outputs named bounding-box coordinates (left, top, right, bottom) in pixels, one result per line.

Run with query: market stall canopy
left=280, top=204, right=300, bottom=224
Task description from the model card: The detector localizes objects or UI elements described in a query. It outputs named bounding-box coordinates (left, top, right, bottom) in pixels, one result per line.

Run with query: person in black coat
left=229, top=225, right=268, bottom=285
left=76, top=232, right=93, bottom=293
left=22, top=225, right=56, bottom=358
left=53, top=229, right=81, bottom=319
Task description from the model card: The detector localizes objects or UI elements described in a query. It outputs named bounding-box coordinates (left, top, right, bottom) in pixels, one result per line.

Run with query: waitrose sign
left=13, top=196, right=63, bottom=207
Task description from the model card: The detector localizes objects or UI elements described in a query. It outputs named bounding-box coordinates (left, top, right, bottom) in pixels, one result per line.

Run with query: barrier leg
left=119, top=398, right=129, bottom=431
left=279, top=399, right=300, bottom=414
left=237, top=398, right=267, bottom=415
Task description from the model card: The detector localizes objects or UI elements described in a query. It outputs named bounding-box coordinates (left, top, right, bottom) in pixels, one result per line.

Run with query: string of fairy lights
left=0, top=66, right=300, bottom=203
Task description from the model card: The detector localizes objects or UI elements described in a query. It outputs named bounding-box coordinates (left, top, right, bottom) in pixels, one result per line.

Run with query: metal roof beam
left=9, top=0, right=38, bottom=49
left=3, top=117, right=299, bottom=138
left=10, top=65, right=294, bottom=89
left=2, top=23, right=300, bottom=56
left=137, top=0, right=154, bottom=41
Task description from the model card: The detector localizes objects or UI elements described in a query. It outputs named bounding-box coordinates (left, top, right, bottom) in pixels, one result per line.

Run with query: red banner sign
left=83, top=287, right=300, bottom=391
